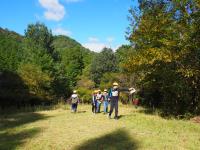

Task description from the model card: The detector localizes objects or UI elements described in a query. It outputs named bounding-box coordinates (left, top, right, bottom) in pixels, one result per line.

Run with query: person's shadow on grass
left=73, top=128, right=139, bottom=150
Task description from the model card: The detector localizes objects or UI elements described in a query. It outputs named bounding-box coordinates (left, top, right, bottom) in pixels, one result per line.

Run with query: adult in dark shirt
left=108, top=82, right=121, bottom=120
left=108, top=82, right=136, bottom=120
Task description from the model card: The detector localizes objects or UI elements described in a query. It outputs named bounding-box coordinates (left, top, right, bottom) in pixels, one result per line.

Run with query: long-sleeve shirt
left=108, top=87, right=130, bottom=100
left=103, top=93, right=109, bottom=101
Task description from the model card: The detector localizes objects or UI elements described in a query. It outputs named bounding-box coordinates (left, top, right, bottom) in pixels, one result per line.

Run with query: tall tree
left=25, top=22, right=54, bottom=55
left=20, top=23, right=71, bottom=100
left=53, top=35, right=87, bottom=87
left=0, top=28, right=23, bottom=72
left=124, top=0, right=200, bottom=115
left=91, top=48, right=118, bottom=85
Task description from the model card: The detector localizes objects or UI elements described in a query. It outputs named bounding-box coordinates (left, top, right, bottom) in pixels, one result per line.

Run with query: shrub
left=77, top=87, right=92, bottom=104
left=18, top=63, right=52, bottom=100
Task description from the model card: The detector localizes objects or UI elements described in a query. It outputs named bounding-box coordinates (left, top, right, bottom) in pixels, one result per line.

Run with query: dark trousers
left=71, top=103, right=77, bottom=112
left=109, top=98, right=118, bottom=117
left=92, top=103, right=97, bottom=113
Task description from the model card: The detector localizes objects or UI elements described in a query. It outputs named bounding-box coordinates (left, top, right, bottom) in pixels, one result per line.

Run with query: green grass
left=0, top=104, right=200, bottom=150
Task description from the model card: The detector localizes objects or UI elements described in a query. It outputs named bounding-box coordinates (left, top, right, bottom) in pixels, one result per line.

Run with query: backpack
left=71, top=94, right=78, bottom=104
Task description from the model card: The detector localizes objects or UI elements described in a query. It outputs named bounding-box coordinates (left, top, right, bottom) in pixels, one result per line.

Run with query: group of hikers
left=70, top=82, right=136, bottom=120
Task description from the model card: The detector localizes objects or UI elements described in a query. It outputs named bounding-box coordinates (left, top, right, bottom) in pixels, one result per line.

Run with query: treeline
left=76, top=46, right=135, bottom=104
left=0, top=23, right=123, bottom=107
left=123, top=0, right=200, bottom=116
left=0, top=23, right=94, bottom=108
left=1, top=0, right=200, bottom=116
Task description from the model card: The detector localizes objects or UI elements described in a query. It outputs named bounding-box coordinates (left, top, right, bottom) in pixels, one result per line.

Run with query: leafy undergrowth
left=0, top=104, right=200, bottom=150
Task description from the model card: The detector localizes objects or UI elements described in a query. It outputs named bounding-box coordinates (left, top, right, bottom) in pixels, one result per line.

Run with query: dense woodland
left=0, top=0, right=200, bottom=116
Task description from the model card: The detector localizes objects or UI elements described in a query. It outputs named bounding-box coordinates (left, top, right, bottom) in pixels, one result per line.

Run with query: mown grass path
left=0, top=105, right=200, bottom=150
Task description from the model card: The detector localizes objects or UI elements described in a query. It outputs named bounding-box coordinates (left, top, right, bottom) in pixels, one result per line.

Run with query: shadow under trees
left=0, top=127, right=41, bottom=150
left=0, top=71, right=52, bottom=109
left=0, top=112, right=51, bottom=150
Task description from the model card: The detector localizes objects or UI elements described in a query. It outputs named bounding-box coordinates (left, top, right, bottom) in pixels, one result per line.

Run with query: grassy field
left=0, top=104, right=200, bottom=150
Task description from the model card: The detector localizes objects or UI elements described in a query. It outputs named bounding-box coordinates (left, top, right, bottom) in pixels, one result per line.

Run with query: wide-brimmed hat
left=129, top=87, right=136, bottom=94
left=73, top=90, right=77, bottom=94
left=129, top=88, right=133, bottom=91
left=113, top=82, right=119, bottom=86
left=104, top=89, right=108, bottom=92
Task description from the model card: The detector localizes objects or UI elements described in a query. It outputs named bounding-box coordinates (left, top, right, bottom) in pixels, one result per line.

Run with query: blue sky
left=0, top=0, right=138, bottom=52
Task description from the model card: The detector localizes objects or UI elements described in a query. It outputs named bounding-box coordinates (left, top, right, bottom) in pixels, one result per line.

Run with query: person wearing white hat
left=96, top=90, right=103, bottom=113
left=71, top=90, right=79, bottom=112
left=108, top=82, right=136, bottom=120
left=108, top=82, right=120, bottom=119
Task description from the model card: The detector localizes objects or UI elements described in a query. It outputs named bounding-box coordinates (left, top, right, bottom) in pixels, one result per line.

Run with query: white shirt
left=71, top=94, right=78, bottom=98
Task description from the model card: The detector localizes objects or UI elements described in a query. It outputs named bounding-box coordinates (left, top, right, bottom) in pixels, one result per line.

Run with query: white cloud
left=53, top=27, right=72, bottom=36
left=39, top=0, right=65, bottom=21
left=83, top=37, right=106, bottom=52
left=83, top=42, right=107, bottom=52
left=82, top=37, right=119, bottom=52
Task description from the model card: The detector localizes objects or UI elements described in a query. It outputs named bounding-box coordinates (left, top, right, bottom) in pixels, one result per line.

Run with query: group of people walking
left=70, top=82, right=136, bottom=120
left=92, top=88, right=109, bottom=114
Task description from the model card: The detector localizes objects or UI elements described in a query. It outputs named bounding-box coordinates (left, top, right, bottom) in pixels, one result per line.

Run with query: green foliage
left=124, top=0, right=200, bottom=115
left=18, top=64, right=52, bottom=99
left=53, top=35, right=94, bottom=87
left=50, top=63, right=71, bottom=98
left=0, top=71, right=30, bottom=107
left=100, top=73, right=119, bottom=89
left=76, top=76, right=95, bottom=89
left=115, top=45, right=135, bottom=69
left=91, top=48, right=118, bottom=86
left=0, top=23, right=96, bottom=108
left=76, top=71, right=95, bottom=104
left=0, top=28, right=23, bottom=72
left=21, top=23, right=63, bottom=101
left=100, top=72, right=132, bottom=90
left=25, top=22, right=54, bottom=56
left=77, top=87, right=92, bottom=103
